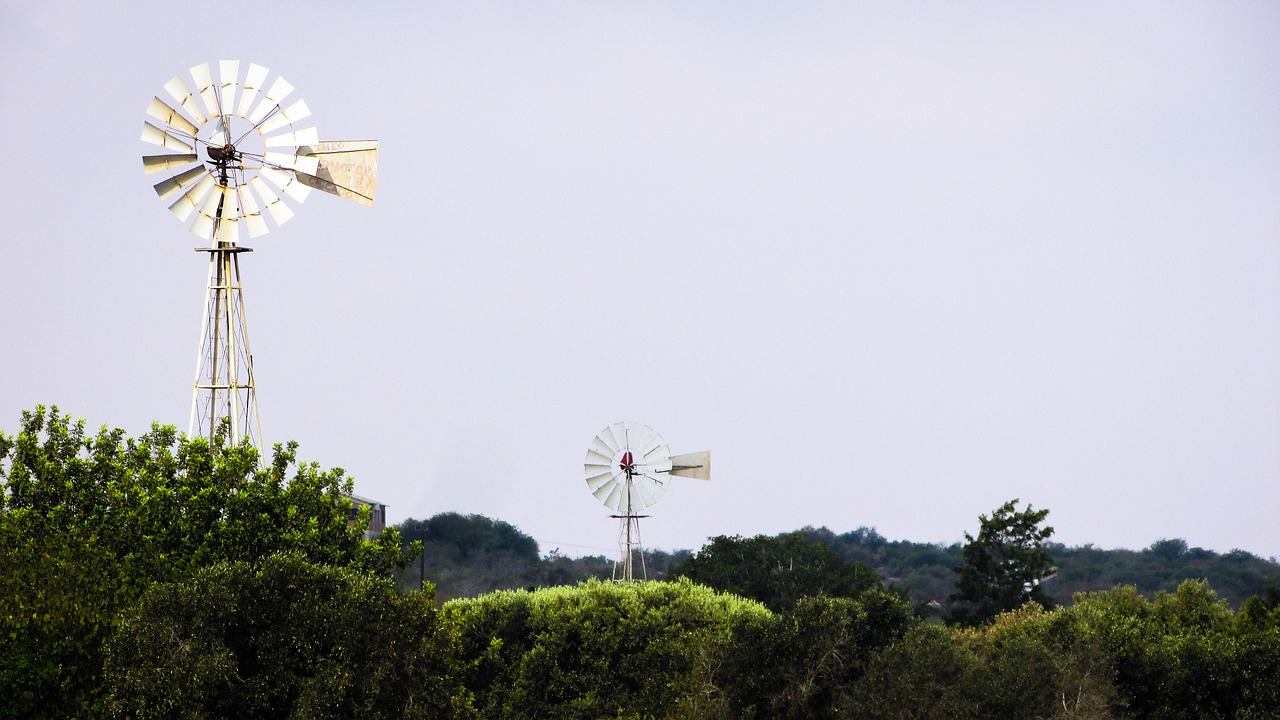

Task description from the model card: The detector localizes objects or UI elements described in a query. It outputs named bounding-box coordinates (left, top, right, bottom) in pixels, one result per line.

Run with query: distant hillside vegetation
left=801, top=526, right=1280, bottom=611
left=393, top=514, right=1280, bottom=609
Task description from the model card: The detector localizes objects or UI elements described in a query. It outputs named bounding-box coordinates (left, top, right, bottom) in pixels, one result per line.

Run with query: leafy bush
left=105, top=554, right=470, bottom=720
left=0, top=406, right=411, bottom=718
left=445, top=579, right=768, bottom=719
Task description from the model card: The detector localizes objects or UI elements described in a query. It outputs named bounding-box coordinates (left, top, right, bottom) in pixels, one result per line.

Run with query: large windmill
left=141, top=61, right=377, bottom=453
left=584, top=422, right=710, bottom=581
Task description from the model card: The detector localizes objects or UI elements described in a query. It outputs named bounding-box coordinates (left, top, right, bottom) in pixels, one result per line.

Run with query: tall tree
left=949, top=499, right=1056, bottom=625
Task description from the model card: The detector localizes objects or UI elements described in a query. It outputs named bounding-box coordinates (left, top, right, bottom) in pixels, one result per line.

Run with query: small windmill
left=141, top=60, right=377, bottom=454
left=583, top=422, right=709, bottom=581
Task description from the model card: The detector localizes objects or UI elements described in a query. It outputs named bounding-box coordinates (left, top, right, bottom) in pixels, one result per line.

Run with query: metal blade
left=146, top=97, right=199, bottom=136
left=589, top=436, right=615, bottom=459
left=632, top=425, right=656, bottom=457
left=168, top=173, right=215, bottom=222
left=215, top=216, right=240, bottom=244
left=638, top=474, right=670, bottom=504
left=247, top=75, right=294, bottom=124
left=602, top=484, right=624, bottom=511
left=189, top=185, right=225, bottom=239
left=189, top=63, right=221, bottom=119
left=236, top=63, right=269, bottom=117
left=586, top=469, right=618, bottom=492
left=142, top=153, right=198, bottom=176
left=218, top=60, right=240, bottom=120
left=263, top=127, right=319, bottom=147
left=141, top=122, right=194, bottom=153
left=249, top=176, right=295, bottom=225
left=215, top=188, right=240, bottom=242
left=221, top=185, right=242, bottom=220
left=263, top=151, right=319, bottom=175
left=259, top=165, right=312, bottom=203
left=257, top=98, right=312, bottom=134
left=152, top=165, right=208, bottom=199
left=585, top=448, right=613, bottom=467
left=163, top=75, right=207, bottom=125
left=634, top=480, right=657, bottom=509
left=601, top=424, right=623, bottom=454
left=237, top=184, right=269, bottom=237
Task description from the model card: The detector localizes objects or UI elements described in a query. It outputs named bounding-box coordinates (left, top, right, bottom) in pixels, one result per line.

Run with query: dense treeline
left=804, top=526, right=1280, bottom=612
left=5, top=408, right=1280, bottom=719
left=106, top=567, right=1280, bottom=719
left=392, top=512, right=689, bottom=600
left=393, top=513, right=1280, bottom=612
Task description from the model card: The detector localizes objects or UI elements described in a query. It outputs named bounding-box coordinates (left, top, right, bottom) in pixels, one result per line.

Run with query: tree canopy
left=950, top=498, right=1056, bottom=625
left=670, top=532, right=882, bottom=612
left=0, top=406, right=412, bottom=718
left=105, top=554, right=468, bottom=720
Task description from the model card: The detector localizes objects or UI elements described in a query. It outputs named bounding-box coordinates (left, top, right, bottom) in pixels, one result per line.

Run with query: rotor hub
left=206, top=143, right=238, bottom=165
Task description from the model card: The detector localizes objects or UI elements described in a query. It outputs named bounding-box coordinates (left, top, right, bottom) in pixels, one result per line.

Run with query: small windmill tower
left=584, top=422, right=710, bottom=581
left=141, top=61, right=378, bottom=453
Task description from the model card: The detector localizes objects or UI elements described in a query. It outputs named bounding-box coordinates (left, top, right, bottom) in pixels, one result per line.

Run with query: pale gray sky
left=2, top=1, right=1277, bottom=559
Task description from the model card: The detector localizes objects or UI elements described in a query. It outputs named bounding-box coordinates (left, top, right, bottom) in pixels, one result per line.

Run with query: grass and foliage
left=4, top=407, right=1280, bottom=719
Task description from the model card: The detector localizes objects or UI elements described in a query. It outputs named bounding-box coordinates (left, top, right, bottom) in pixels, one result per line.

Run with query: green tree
left=721, top=589, right=918, bottom=720
left=0, top=406, right=413, bottom=719
left=841, top=624, right=981, bottom=720
left=445, top=579, right=769, bottom=720
left=395, top=513, right=544, bottom=598
left=104, top=554, right=471, bottom=720
left=670, top=532, right=882, bottom=612
left=950, top=498, right=1056, bottom=625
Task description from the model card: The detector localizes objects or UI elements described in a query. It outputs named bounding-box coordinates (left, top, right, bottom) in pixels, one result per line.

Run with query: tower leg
left=189, top=243, right=262, bottom=459
left=613, top=514, right=647, bottom=582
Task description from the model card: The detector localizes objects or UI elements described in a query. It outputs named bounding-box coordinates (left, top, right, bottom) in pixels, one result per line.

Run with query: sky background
left=2, top=2, right=1277, bottom=560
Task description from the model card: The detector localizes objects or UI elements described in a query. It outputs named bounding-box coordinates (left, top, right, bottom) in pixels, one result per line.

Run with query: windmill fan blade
left=218, top=60, right=240, bottom=119
left=586, top=470, right=616, bottom=491
left=146, top=97, right=199, bottom=136
left=630, top=424, right=647, bottom=451
left=169, top=174, right=216, bottom=222
left=237, top=185, right=269, bottom=237
left=601, top=424, right=623, bottom=454
left=143, top=153, right=198, bottom=176
left=258, top=99, right=311, bottom=134
left=189, top=185, right=225, bottom=239
left=632, top=483, right=653, bottom=509
left=236, top=63, right=269, bottom=117
left=153, top=165, right=209, bottom=199
left=247, top=76, right=294, bottom=124
left=263, top=151, right=319, bottom=175
left=585, top=449, right=613, bottom=466
left=259, top=165, right=312, bottom=203
left=601, top=484, right=624, bottom=511
left=141, top=122, right=195, bottom=153
left=189, top=63, right=221, bottom=119
left=215, top=213, right=240, bottom=243
left=295, top=141, right=379, bottom=207
left=263, top=127, right=319, bottom=147
left=163, top=75, right=207, bottom=125
left=249, top=176, right=295, bottom=225
left=589, top=437, right=615, bottom=459
left=220, top=185, right=242, bottom=221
